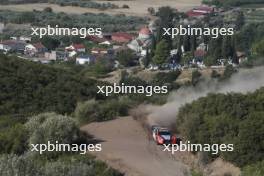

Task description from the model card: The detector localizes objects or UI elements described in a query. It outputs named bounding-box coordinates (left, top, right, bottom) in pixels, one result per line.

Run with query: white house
left=65, top=43, right=86, bottom=53
left=76, top=55, right=95, bottom=65
left=128, top=27, right=153, bottom=57
left=0, top=41, right=12, bottom=52
left=19, top=36, right=31, bottom=42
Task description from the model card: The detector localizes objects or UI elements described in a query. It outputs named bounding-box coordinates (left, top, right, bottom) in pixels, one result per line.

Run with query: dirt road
left=81, top=116, right=190, bottom=176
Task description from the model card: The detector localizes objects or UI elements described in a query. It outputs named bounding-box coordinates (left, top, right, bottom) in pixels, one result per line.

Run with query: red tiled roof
left=33, top=42, right=46, bottom=49
left=91, top=47, right=107, bottom=52
left=193, top=6, right=214, bottom=13
left=186, top=10, right=206, bottom=17
left=73, top=43, right=85, bottom=49
left=112, top=33, right=134, bottom=40
left=86, top=35, right=106, bottom=43
left=0, top=40, right=18, bottom=45
left=139, top=27, right=151, bottom=35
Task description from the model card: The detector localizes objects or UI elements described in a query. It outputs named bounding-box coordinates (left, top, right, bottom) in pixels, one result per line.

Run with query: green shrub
left=242, top=160, right=264, bottom=176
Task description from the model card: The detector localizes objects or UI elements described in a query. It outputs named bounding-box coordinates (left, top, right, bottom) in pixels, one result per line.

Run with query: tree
left=221, top=36, right=232, bottom=59
left=204, top=55, right=217, bottom=66
left=156, top=6, right=175, bottom=48
left=43, top=7, right=53, bottom=13
left=41, top=36, right=60, bottom=50
left=153, top=39, right=170, bottom=66
left=235, top=11, right=245, bottom=30
left=142, top=48, right=151, bottom=68
left=252, top=39, right=264, bottom=56
left=181, top=52, right=192, bottom=65
left=147, top=7, right=155, bottom=15
left=116, top=49, right=136, bottom=67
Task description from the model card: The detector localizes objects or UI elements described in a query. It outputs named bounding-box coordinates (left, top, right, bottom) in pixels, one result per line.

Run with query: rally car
left=151, top=125, right=180, bottom=145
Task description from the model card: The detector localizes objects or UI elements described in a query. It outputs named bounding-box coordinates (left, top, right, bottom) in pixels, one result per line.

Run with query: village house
left=25, top=42, right=48, bottom=56
left=111, top=32, right=134, bottom=43
left=65, top=43, right=86, bottom=53
left=76, top=54, right=95, bottom=65
left=91, top=47, right=108, bottom=55
left=128, top=27, right=153, bottom=56
left=19, top=36, right=32, bottom=43
left=44, top=51, right=69, bottom=61
left=0, top=40, right=26, bottom=53
left=186, top=5, right=214, bottom=18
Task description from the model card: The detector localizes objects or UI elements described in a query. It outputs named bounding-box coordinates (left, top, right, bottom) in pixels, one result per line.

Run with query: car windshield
left=159, top=131, right=171, bottom=135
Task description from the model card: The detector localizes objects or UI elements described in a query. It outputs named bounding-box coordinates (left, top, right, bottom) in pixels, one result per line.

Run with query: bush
left=0, top=123, right=28, bottom=155
left=74, top=97, right=133, bottom=124
left=25, top=113, right=80, bottom=145
left=122, top=4, right=129, bottom=9
left=152, top=70, right=181, bottom=86
left=43, top=7, right=53, bottom=13
left=242, top=160, right=264, bottom=176
left=191, top=70, right=202, bottom=85
left=0, top=154, right=123, bottom=176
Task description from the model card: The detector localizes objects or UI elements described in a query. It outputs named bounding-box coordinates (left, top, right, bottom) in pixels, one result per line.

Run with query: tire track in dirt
left=81, top=116, right=190, bottom=176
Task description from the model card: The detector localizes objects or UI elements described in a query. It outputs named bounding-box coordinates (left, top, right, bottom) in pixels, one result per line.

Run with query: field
left=96, top=0, right=202, bottom=15
left=0, top=0, right=202, bottom=16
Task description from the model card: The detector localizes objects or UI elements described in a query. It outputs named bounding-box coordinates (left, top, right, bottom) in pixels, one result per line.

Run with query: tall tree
left=153, top=39, right=170, bottom=66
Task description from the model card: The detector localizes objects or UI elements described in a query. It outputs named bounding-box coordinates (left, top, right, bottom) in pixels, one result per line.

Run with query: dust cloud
left=146, top=66, right=264, bottom=126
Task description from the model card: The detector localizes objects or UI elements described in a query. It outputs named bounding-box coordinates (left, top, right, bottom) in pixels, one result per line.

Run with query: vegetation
left=203, top=0, right=264, bottom=7
left=74, top=97, right=133, bottom=124
left=153, top=39, right=170, bottom=66
left=176, top=87, right=264, bottom=167
left=0, top=112, right=122, bottom=176
left=116, top=49, right=137, bottom=67
left=242, top=160, right=264, bottom=176
left=0, top=0, right=119, bottom=10
left=0, top=54, right=98, bottom=116
left=0, top=10, right=146, bottom=33
left=49, top=0, right=119, bottom=10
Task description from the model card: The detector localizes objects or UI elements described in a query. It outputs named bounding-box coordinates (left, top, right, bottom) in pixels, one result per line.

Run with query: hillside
left=176, top=88, right=264, bottom=173
left=0, top=54, right=98, bottom=116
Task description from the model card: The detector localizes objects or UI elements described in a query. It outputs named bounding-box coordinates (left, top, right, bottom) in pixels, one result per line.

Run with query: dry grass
left=97, top=0, right=202, bottom=15
left=0, top=0, right=202, bottom=16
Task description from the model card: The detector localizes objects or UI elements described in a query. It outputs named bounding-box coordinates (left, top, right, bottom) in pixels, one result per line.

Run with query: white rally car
left=151, top=126, right=178, bottom=145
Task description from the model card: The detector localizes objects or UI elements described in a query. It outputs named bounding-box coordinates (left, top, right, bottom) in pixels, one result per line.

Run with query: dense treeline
left=0, top=0, right=47, bottom=4
left=203, top=0, right=264, bottom=7
left=0, top=0, right=119, bottom=10
left=49, top=0, right=119, bottom=10
left=176, top=88, right=264, bottom=168
left=0, top=54, right=98, bottom=116
left=0, top=10, right=146, bottom=32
